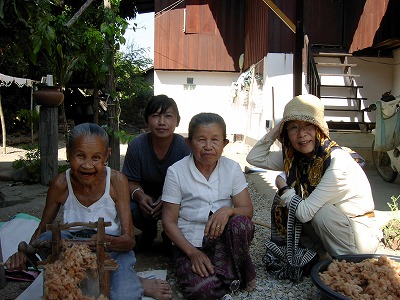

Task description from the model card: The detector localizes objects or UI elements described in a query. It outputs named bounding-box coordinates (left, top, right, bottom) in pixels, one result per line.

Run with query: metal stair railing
left=305, top=35, right=321, bottom=98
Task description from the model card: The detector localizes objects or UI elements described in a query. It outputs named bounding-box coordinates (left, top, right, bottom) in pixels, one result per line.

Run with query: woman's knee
left=226, top=215, right=254, bottom=241
left=228, top=215, right=253, bottom=230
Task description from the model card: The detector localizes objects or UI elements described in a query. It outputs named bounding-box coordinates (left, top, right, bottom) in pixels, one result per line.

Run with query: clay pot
left=33, top=84, right=64, bottom=107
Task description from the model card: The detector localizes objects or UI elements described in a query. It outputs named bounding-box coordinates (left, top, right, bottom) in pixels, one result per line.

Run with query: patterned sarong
left=173, top=215, right=255, bottom=300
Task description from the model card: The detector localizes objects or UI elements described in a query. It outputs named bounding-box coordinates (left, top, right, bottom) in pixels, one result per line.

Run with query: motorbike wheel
left=371, top=140, right=398, bottom=183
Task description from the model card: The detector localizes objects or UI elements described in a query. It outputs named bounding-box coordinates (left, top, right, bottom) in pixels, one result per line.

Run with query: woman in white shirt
left=162, top=113, right=256, bottom=300
left=246, top=94, right=381, bottom=259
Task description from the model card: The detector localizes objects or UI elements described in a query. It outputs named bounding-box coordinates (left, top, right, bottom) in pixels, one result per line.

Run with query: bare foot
left=139, top=277, right=172, bottom=300
left=245, top=279, right=256, bottom=292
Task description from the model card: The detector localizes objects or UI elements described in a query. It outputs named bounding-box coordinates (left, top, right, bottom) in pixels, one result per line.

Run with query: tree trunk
left=59, top=100, right=68, bottom=137
left=104, top=0, right=120, bottom=170
left=0, top=93, right=6, bottom=154
left=93, top=82, right=99, bottom=124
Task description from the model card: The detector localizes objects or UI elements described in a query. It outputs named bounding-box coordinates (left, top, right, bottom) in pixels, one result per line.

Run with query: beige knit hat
left=278, top=94, right=329, bottom=142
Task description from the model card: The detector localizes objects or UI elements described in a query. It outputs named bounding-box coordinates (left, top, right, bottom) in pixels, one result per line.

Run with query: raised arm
left=246, top=122, right=284, bottom=170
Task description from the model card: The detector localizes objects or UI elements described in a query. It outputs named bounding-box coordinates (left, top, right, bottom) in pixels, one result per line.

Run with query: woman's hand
left=5, top=252, right=28, bottom=271
left=268, top=120, right=284, bottom=141
left=150, top=197, right=163, bottom=220
left=188, top=248, right=214, bottom=277
left=275, top=173, right=287, bottom=190
left=138, top=194, right=160, bottom=219
left=204, top=207, right=232, bottom=239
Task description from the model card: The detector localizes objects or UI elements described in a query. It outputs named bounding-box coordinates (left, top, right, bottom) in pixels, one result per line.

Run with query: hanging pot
left=33, top=84, right=64, bottom=107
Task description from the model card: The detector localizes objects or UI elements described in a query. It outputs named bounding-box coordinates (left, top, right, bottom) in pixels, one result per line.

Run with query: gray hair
left=67, top=123, right=109, bottom=153
left=188, top=113, right=226, bottom=140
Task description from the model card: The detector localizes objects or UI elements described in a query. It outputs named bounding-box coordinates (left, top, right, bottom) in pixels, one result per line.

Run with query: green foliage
left=115, top=44, right=153, bottom=125
left=12, top=146, right=41, bottom=183
left=102, top=125, right=137, bottom=144
left=54, top=43, right=80, bottom=88
left=16, top=109, right=39, bottom=132
left=387, top=195, right=400, bottom=218
left=58, top=163, right=69, bottom=173
left=12, top=145, right=70, bottom=183
left=1, top=0, right=149, bottom=135
left=382, top=195, right=400, bottom=250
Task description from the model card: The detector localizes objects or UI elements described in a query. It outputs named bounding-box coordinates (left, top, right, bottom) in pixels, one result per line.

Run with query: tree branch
left=65, top=0, right=96, bottom=28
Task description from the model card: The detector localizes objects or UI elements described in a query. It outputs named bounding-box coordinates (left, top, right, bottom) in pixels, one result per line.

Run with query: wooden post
left=104, top=0, right=120, bottom=171
left=39, top=106, right=58, bottom=185
left=50, top=221, right=61, bottom=263
left=294, top=0, right=304, bottom=97
left=0, top=93, right=6, bottom=154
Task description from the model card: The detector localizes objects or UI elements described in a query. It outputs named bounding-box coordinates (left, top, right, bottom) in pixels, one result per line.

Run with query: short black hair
left=144, top=95, right=181, bottom=125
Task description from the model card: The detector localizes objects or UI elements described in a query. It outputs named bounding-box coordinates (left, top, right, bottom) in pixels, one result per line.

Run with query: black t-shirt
left=122, top=133, right=190, bottom=199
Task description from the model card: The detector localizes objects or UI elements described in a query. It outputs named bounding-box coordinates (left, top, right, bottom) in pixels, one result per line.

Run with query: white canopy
left=0, top=73, right=35, bottom=88
left=0, top=73, right=38, bottom=154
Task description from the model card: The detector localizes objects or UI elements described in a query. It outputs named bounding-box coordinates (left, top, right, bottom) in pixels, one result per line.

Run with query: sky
left=121, top=12, right=155, bottom=60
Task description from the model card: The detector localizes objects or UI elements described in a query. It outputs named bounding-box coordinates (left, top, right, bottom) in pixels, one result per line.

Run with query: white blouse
left=162, top=154, right=248, bottom=247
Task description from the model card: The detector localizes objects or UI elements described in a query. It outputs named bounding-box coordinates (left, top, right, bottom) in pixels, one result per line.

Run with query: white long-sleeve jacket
left=246, top=133, right=375, bottom=223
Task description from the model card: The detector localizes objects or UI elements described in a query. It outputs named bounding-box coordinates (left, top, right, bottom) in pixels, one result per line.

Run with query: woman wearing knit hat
left=246, top=95, right=381, bottom=277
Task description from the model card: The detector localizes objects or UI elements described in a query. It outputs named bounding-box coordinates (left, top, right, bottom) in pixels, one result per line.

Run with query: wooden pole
left=294, top=0, right=304, bottom=97
left=0, top=93, right=6, bottom=154
left=39, top=106, right=58, bottom=185
left=104, top=0, right=120, bottom=170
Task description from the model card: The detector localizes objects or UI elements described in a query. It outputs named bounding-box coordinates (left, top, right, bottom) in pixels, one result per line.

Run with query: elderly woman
left=162, top=113, right=256, bottom=300
left=247, top=94, right=381, bottom=262
left=6, top=123, right=172, bottom=300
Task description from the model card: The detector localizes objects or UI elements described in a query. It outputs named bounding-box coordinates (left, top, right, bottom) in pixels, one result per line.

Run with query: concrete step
left=330, top=131, right=374, bottom=166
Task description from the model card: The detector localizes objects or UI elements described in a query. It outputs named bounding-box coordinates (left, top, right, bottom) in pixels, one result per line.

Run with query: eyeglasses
left=286, top=122, right=315, bottom=135
left=221, top=279, right=240, bottom=300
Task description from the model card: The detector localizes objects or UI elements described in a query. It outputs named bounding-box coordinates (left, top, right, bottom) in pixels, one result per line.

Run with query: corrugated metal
left=303, top=0, right=344, bottom=46
left=244, top=0, right=296, bottom=70
left=154, top=0, right=400, bottom=72
left=346, top=0, right=400, bottom=55
left=267, top=0, right=296, bottom=52
left=154, top=0, right=245, bottom=71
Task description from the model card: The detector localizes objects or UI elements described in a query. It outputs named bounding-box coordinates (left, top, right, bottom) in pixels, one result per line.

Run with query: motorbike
left=370, top=96, right=400, bottom=183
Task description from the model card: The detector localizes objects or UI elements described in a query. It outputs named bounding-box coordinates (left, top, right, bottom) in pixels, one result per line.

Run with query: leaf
left=0, top=0, right=4, bottom=19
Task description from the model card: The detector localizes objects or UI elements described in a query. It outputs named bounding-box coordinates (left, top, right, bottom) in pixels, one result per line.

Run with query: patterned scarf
left=275, top=127, right=365, bottom=238
left=283, top=127, right=339, bottom=198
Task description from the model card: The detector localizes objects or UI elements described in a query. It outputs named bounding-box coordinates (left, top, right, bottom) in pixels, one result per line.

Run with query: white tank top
left=64, top=167, right=121, bottom=236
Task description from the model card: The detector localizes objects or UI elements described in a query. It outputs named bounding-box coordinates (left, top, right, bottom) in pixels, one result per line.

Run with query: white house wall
left=347, top=55, right=394, bottom=123
left=153, top=51, right=398, bottom=143
left=154, top=71, right=241, bottom=135
left=392, top=49, right=400, bottom=97
left=246, top=52, right=396, bottom=144
left=245, top=53, right=295, bottom=145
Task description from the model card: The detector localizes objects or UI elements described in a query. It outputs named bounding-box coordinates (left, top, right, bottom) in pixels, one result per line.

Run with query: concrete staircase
left=330, top=131, right=374, bottom=166
left=312, top=47, right=375, bottom=132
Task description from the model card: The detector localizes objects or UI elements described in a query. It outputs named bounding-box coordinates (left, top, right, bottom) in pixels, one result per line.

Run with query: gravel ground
left=222, top=181, right=321, bottom=300
left=1, top=141, right=399, bottom=300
